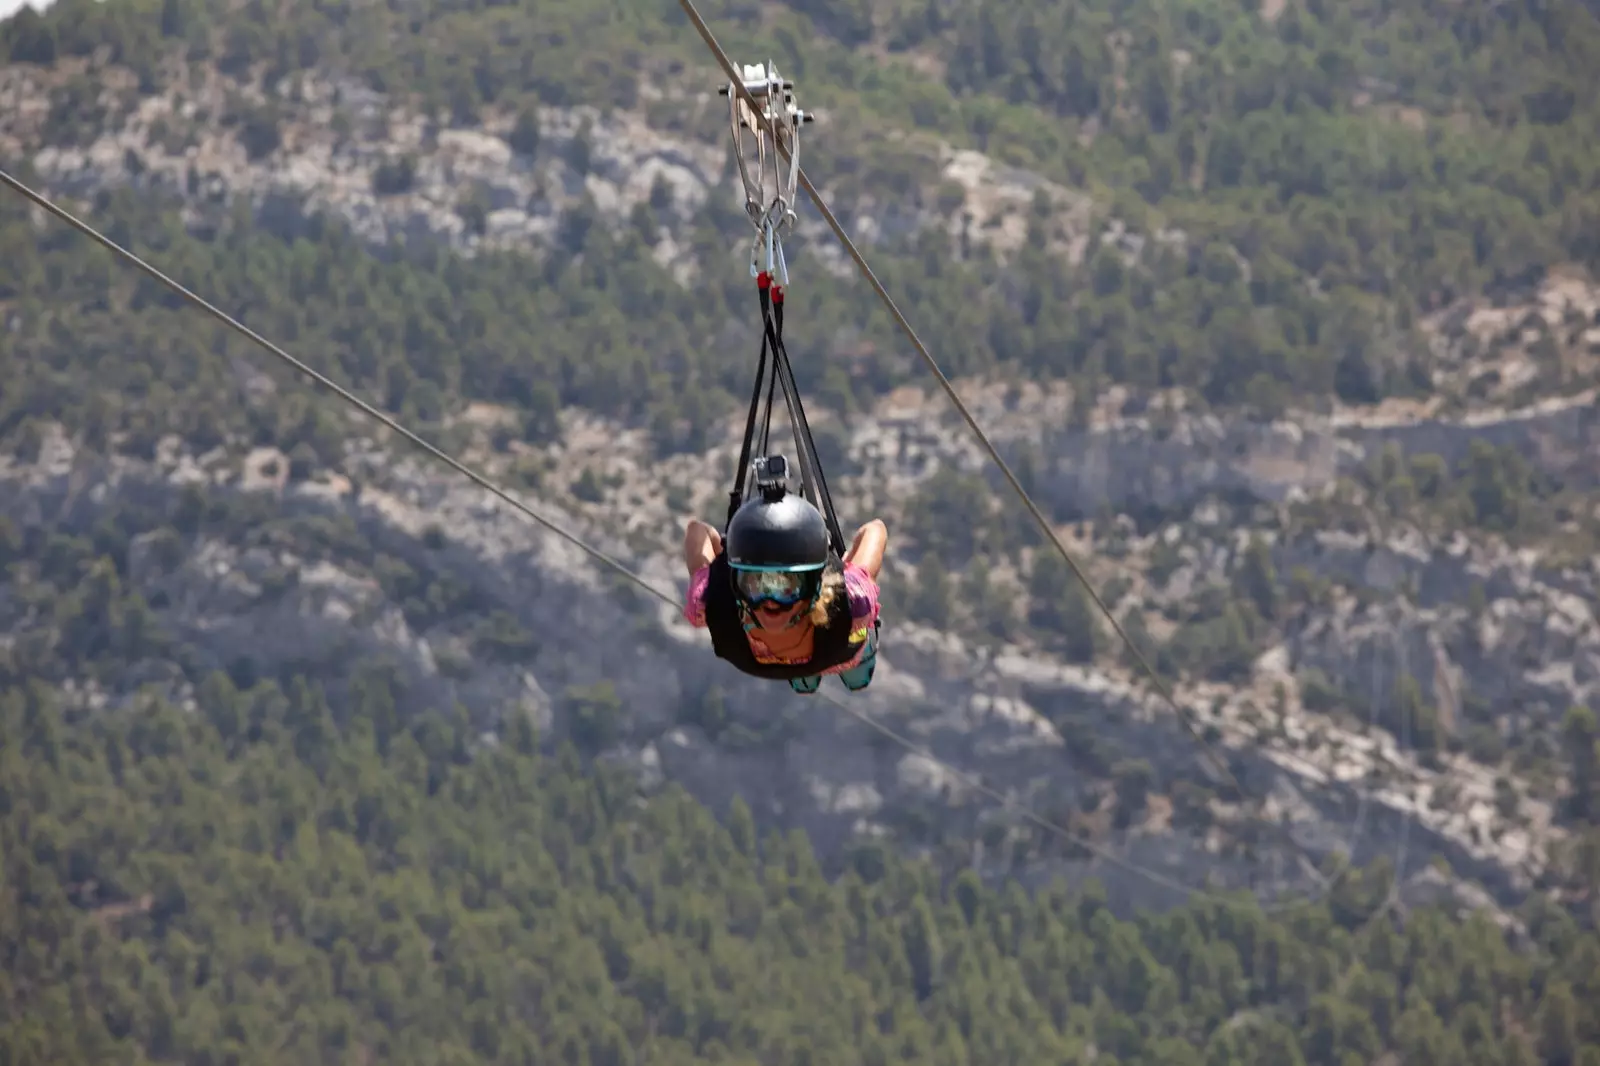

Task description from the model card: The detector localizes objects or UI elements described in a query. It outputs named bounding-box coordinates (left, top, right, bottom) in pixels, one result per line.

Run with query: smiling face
left=747, top=599, right=807, bottom=629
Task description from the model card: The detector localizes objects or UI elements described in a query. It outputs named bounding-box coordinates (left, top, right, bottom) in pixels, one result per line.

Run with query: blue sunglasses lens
left=735, top=569, right=810, bottom=605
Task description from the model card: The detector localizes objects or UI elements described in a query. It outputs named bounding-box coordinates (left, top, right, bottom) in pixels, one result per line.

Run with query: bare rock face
left=4, top=391, right=1588, bottom=924
left=0, top=60, right=1102, bottom=282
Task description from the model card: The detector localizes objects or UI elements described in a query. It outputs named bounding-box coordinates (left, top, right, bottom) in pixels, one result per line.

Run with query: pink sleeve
left=843, top=563, right=880, bottom=627
left=684, top=565, right=711, bottom=627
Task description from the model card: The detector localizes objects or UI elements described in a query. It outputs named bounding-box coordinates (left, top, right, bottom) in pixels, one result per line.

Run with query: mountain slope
left=2, top=0, right=1600, bottom=922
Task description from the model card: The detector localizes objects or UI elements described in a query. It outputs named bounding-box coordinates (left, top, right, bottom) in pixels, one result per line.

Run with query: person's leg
left=837, top=627, right=879, bottom=691
left=789, top=675, right=822, bottom=694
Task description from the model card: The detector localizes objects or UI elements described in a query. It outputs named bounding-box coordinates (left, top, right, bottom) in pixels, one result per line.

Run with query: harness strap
left=759, top=287, right=847, bottom=556
left=727, top=325, right=770, bottom=527
left=727, top=273, right=849, bottom=560
left=757, top=332, right=778, bottom=458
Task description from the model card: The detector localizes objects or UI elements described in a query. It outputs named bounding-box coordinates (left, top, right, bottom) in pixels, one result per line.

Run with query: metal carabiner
left=767, top=217, right=787, bottom=288
left=723, top=59, right=811, bottom=285
left=726, top=69, right=767, bottom=229
left=769, top=195, right=797, bottom=240
left=747, top=205, right=789, bottom=286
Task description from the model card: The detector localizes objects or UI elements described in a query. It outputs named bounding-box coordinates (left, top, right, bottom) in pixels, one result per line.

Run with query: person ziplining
left=678, top=63, right=888, bottom=694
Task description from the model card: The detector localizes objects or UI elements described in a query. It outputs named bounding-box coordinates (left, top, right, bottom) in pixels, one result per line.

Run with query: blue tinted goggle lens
left=734, top=569, right=811, bottom=606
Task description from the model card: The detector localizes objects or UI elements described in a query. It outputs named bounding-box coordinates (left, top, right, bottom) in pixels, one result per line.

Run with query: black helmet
left=725, top=490, right=830, bottom=575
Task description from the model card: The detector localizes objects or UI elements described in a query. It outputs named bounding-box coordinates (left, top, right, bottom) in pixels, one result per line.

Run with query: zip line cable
left=0, top=163, right=1220, bottom=904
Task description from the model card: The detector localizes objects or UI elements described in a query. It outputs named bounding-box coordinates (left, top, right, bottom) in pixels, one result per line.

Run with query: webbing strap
left=726, top=278, right=848, bottom=557
left=760, top=292, right=846, bottom=555
left=757, top=344, right=778, bottom=459
left=727, top=329, right=770, bottom=525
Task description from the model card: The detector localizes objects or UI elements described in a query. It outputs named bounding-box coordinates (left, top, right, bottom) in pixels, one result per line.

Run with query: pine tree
left=1028, top=551, right=1100, bottom=662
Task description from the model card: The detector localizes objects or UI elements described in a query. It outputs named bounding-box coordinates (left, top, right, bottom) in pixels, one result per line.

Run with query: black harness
left=725, top=274, right=847, bottom=550
left=707, top=272, right=879, bottom=681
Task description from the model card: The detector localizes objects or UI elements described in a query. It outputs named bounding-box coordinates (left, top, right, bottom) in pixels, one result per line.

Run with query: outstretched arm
left=683, top=519, right=722, bottom=576
left=844, top=519, right=888, bottom=581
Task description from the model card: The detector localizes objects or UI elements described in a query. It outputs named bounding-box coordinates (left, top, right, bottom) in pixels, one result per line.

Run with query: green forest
left=6, top=673, right=1600, bottom=1066
left=6, top=0, right=1600, bottom=1059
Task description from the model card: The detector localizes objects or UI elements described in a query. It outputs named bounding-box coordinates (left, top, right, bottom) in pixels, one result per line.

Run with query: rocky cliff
left=3, top=49, right=1598, bottom=923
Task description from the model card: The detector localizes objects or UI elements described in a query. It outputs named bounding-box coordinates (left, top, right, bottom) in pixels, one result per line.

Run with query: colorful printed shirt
left=684, top=562, right=880, bottom=673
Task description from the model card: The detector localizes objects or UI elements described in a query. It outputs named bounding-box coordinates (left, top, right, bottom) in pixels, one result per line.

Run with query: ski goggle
left=732, top=567, right=818, bottom=607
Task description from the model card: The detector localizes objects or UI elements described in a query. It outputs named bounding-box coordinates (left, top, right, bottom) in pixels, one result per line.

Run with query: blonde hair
left=808, top=566, right=846, bottom=627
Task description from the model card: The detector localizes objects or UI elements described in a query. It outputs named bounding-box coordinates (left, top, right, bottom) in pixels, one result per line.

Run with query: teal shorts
left=789, top=626, right=879, bottom=694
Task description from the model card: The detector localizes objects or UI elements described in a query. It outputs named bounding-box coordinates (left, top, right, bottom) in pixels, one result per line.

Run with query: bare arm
left=683, top=519, right=722, bottom=576
left=843, top=519, right=888, bottom=581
